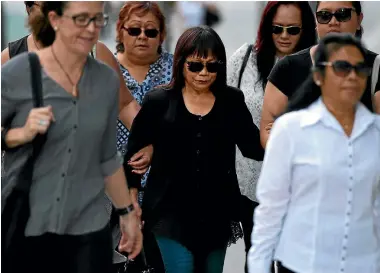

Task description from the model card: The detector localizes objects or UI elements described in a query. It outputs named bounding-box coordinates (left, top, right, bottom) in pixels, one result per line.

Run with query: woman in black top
left=124, top=26, right=264, bottom=273
left=260, top=1, right=380, bottom=147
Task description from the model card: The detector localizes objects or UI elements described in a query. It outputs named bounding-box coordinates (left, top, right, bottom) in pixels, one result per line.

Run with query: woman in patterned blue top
left=115, top=2, right=173, bottom=196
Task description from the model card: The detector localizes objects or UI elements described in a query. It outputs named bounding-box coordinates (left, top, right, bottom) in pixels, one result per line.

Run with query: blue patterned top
left=117, top=50, right=174, bottom=187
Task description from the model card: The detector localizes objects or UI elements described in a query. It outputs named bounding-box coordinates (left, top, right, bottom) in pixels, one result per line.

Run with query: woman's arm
left=1, top=47, right=10, bottom=65
left=374, top=89, right=380, bottom=114
left=96, top=41, right=152, bottom=172
left=248, top=117, right=293, bottom=273
left=95, top=41, right=141, bottom=130
left=123, top=92, right=160, bottom=190
left=234, top=90, right=265, bottom=161
left=260, top=82, right=288, bottom=148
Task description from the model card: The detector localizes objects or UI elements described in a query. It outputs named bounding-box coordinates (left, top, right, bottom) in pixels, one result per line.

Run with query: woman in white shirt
left=226, top=2, right=316, bottom=272
left=248, top=33, right=380, bottom=273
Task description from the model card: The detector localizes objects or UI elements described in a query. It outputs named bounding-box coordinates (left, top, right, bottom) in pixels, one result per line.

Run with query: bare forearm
left=119, top=100, right=141, bottom=130
left=2, top=127, right=26, bottom=148
left=374, top=92, right=380, bottom=114
left=105, top=167, right=133, bottom=208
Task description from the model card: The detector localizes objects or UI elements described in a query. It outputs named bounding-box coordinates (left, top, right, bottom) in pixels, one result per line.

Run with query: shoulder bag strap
left=16, top=53, right=47, bottom=192
left=237, top=44, right=253, bottom=89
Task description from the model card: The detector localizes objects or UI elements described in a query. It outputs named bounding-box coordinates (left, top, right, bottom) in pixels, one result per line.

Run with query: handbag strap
left=237, top=44, right=253, bottom=89
left=15, top=53, right=47, bottom=192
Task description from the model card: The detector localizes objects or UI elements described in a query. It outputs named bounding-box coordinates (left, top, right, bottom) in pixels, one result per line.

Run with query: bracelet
left=114, top=204, right=135, bottom=216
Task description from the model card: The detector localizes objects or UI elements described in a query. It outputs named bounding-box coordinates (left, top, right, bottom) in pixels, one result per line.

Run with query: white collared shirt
left=248, top=98, right=380, bottom=273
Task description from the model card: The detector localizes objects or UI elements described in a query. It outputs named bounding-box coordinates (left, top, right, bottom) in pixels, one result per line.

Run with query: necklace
left=32, top=35, right=40, bottom=50
left=51, top=46, right=80, bottom=97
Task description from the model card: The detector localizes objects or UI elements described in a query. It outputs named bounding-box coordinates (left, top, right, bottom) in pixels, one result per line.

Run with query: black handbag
left=1, top=52, right=47, bottom=269
left=112, top=228, right=166, bottom=273
left=114, top=248, right=155, bottom=273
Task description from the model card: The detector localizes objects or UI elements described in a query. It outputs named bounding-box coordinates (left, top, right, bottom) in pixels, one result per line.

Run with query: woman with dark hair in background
left=123, top=26, right=264, bottom=273
left=249, top=33, right=380, bottom=273
left=260, top=1, right=380, bottom=148
left=1, top=2, right=142, bottom=272
left=226, top=2, right=316, bottom=271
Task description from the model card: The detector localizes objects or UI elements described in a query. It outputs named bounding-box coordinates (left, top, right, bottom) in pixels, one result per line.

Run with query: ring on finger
left=38, top=119, right=47, bottom=126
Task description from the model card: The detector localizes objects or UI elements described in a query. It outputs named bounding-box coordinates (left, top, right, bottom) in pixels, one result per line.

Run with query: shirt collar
left=300, top=97, right=377, bottom=139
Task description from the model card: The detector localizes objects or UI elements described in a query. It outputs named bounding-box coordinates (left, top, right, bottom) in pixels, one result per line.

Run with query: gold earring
left=315, top=80, right=321, bottom=86
left=54, top=26, right=58, bottom=31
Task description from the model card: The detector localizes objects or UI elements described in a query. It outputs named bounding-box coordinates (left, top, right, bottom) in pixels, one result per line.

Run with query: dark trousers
left=3, top=225, right=113, bottom=273
left=240, top=195, right=275, bottom=273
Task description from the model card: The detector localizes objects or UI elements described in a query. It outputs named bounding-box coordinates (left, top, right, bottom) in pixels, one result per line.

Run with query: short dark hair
left=286, top=33, right=368, bottom=113
left=29, top=2, right=68, bottom=47
left=168, top=26, right=227, bottom=93
left=316, top=1, right=363, bottom=38
left=255, top=1, right=317, bottom=90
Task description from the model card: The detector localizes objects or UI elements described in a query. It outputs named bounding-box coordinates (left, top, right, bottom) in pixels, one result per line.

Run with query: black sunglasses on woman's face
left=319, top=60, right=371, bottom=78
left=123, top=27, right=159, bottom=38
left=272, top=25, right=302, bottom=35
left=185, top=61, right=222, bottom=73
left=316, top=8, right=356, bottom=24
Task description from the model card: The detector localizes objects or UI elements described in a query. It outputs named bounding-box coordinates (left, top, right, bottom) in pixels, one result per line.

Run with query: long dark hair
left=286, top=33, right=368, bottom=113
left=168, top=26, right=227, bottom=93
left=316, top=1, right=363, bottom=38
left=255, top=1, right=316, bottom=90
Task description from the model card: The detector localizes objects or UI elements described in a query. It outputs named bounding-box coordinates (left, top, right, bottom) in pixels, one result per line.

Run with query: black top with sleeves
left=268, top=47, right=379, bottom=112
left=124, top=85, right=264, bottom=251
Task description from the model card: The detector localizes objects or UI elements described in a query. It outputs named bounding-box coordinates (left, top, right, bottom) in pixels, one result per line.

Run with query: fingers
left=127, top=231, right=143, bottom=260
left=129, top=151, right=143, bottom=162
left=132, top=168, right=149, bottom=175
left=129, top=158, right=149, bottom=169
left=30, top=105, right=55, bottom=121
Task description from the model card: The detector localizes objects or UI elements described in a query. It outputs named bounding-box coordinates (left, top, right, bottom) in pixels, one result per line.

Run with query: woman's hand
left=265, top=122, right=274, bottom=135
left=4, top=106, right=55, bottom=148
left=22, top=105, right=55, bottom=142
left=128, top=145, right=153, bottom=175
left=118, top=212, right=143, bottom=259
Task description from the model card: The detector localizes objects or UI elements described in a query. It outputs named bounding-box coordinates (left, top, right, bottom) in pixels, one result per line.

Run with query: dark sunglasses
left=123, top=27, right=159, bottom=38
left=316, top=8, right=356, bottom=24
left=272, top=25, right=302, bottom=35
left=186, top=61, right=222, bottom=73
left=319, top=60, right=371, bottom=78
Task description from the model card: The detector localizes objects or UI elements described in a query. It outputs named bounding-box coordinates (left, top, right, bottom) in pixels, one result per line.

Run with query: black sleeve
left=267, top=55, right=292, bottom=97
left=233, top=90, right=265, bottom=161
left=123, top=92, right=159, bottom=189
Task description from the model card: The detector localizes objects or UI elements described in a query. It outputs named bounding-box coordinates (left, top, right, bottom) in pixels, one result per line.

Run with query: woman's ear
left=313, top=71, right=323, bottom=86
